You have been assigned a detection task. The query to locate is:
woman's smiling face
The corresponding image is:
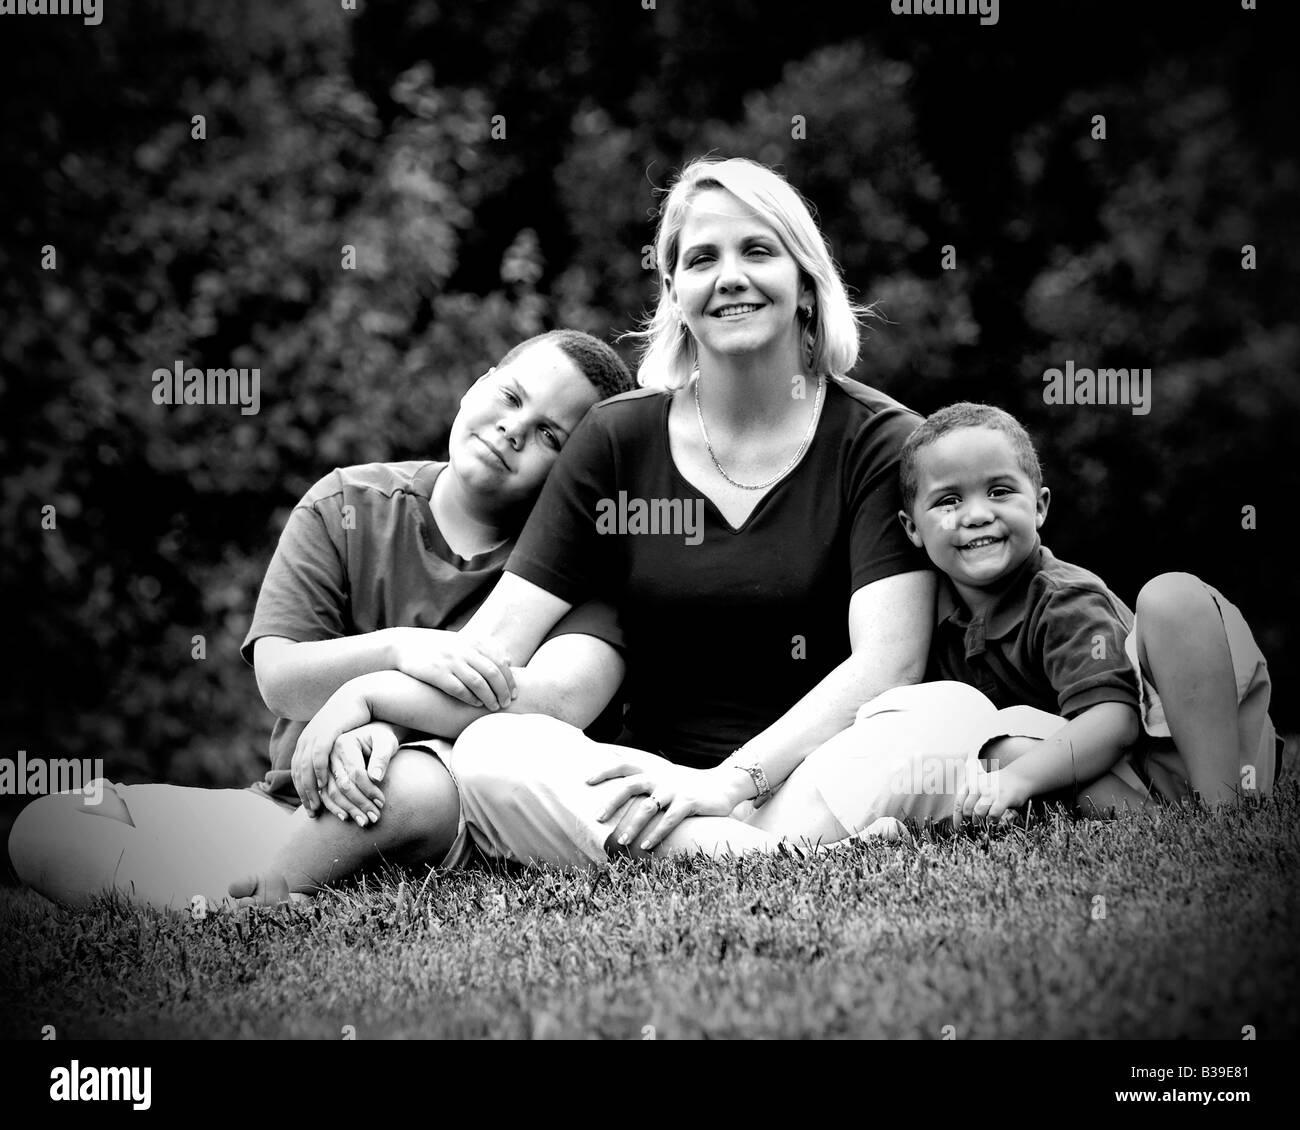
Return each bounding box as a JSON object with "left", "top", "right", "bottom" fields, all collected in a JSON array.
[{"left": 670, "top": 188, "right": 809, "bottom": 368}]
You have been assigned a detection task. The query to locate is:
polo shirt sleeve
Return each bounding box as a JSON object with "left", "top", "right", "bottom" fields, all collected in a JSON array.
[
  {"left": 240, "top": 472, "right": 350, "bottom": 665},
  {"left": 846, "top": 408, "right": 931, "bottom": 592},
  {"left": 506, "top": 408, "right": 618, "bottom": 606},
  {"left": 1035, "top": 584, "right": 1140, "bottom": 718}
]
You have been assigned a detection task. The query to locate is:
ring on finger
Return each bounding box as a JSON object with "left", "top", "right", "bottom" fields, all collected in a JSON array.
[{"left": 648, "top": 795, "right": 667, "bottom": 812}]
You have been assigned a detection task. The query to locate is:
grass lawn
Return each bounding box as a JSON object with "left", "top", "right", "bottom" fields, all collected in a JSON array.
[{"left": 2, "top": 781, "right": 1298, "bottom": 1040}]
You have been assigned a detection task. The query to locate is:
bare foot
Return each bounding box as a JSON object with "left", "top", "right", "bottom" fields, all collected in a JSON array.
[
  {"left": 227, "top": 872, "right": 306, "bottom": 907},
  {"left": 856, "top": 816, "right": 910, "bottom": 842}
]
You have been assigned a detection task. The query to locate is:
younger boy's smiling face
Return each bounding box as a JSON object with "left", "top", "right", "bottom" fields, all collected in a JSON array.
[{"left": 900, "top": 426, "right": 1050, "bottom": 606}]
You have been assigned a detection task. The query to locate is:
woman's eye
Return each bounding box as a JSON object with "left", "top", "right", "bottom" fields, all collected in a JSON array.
[
  {"left": 500, "top": 388, "right": 520, "bottom": 406},
  {"left": 687, "top": 254, "right": 713, "bottom": 268}
]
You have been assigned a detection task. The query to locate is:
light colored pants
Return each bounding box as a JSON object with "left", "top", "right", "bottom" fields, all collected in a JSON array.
[
  {"left": 450, "top": 682, "right": 1003, "bottom": 868},
  {"left": 8, "top": 781, "right": 296, "bottom": 911}
]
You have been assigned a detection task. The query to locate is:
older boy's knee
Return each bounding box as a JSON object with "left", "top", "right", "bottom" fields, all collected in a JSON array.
[{"left": 374, "top": 750, "right": 458, "bottom": 858}]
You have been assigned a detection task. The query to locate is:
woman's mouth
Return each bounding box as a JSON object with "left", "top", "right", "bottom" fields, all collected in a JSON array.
[{"left": 711, "top": 303, "right": 764, "bottom": 319}]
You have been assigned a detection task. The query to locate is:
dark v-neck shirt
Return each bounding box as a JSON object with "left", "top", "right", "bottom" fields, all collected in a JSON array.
[{"left": 506, "top": 378, "right": 929, "bottom": 766}]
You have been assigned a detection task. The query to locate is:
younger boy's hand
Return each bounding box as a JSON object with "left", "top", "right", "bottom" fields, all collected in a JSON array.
[
  {"left": 953, "top": 762, "right": 1029, "bottom": 831},
  {"left": 292, "top": 687, "right": 374, "bottom": 816}
]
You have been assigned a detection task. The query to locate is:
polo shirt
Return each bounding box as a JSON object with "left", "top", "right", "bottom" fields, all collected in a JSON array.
[{"left": 927, "top": 542, "right": 1140, "bottom": 718}]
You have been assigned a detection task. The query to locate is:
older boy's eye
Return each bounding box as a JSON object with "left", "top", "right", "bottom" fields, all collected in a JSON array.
[
  {"left": 540, "top": 427, "right": 561, "bottom": 452},
  {"left": 500, "top": 388, "right": 521, "bottom": 406}
]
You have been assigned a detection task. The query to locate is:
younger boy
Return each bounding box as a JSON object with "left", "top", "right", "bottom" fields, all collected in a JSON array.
[
  {"left": 633, "top": 399, "right": 1280, "bottom": 853},
  {"left": 797, "top": 400, "right": 1278, "bottom": 838}
]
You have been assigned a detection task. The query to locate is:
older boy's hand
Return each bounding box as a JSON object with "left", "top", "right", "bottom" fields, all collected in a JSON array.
[
  {"left": 292, "top": 687, "right": 374, "bottom": 816},
  {"left": 390, "top": 627, "right": 516, "bottom": 711},
  {"left": 953, "top": 763, "right": 1029, "bottom": 831},
  {"left": 319, "top": 722, "right": 401, "bottom": 827}
]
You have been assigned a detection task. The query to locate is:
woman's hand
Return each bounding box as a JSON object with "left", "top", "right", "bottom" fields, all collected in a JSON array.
[
  {"left": 317, "top": 721, "right": 405, "bottom": 827},
  {"left": 292, "top": 686, "right": 375, "bottom": 815},
  {"left": 952, "top": 761, "right": 1030, "bottom": 831},
  {"left": 390, "top": 627, "right": 516, "bottom": 711},
  {"left": 589, "top": 762, "right": 750, "bottom": 853}
]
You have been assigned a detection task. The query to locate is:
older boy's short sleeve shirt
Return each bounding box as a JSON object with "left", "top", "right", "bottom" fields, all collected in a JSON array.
[{"left": 241, "top": 461, "right": 622, "bottom": 802}]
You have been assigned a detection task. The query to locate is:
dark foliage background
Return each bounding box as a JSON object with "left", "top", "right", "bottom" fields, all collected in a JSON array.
[{"left": 1, "top": 0, "right": 1295, "bottom": 801}]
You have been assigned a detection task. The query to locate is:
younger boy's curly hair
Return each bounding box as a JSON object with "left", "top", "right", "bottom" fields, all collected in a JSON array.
[{"left": 899, "top": 401, "right": 1043, "bottom": 513}]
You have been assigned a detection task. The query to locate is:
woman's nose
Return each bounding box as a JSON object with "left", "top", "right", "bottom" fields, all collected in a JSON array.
[{"left": 715, "top": 253, "right": 749, "bottom": 292}]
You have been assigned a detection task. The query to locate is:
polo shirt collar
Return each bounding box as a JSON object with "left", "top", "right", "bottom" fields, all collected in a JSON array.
[{"left": 936, "top": 540, "right": 1046, "bottom": 642}]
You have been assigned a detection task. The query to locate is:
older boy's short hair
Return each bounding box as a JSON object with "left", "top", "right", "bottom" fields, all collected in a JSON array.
[
  {"left": 499, "top": 330, "right": 634, "bottom": 402},
  {"left": 899, "top": 401, "right": 1043, "bottom": 513}
]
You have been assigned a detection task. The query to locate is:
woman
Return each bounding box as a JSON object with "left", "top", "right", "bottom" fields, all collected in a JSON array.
[{"left": 295, "top": 156, "right": 946, "bottom": 867}]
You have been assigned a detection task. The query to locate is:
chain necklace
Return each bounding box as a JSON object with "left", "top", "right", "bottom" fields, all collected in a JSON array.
[{"left": 694, "top": 372, "right": 825, "bottom": 491}]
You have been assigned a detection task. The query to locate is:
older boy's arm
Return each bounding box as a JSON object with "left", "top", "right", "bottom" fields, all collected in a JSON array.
[
  {"left": 291, "top": 634, "right": 622, "bottom": 814},
  {"left": 254, "top": 629, "right": 517, "bottom": 720},
  {"left": 977, "top": 701, "right": 1140, "bottom": 819},
  {"left": 359, "top": 634, "right": 620, "bottom": 735}
]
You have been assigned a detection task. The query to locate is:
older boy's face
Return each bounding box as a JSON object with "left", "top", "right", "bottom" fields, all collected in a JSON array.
[
  {"left": 449, "top": 341, "right": 597, "bottom": 510},
  {"left": 900, "top": 426, "right": 1049, "bottom": 598}
]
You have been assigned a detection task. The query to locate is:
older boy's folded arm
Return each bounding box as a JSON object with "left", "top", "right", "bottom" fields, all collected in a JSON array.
[
  {"left": 316, "top": 632, "right": 623, "bottom": 741},
  {"left": 254, "top": 627, "right": 519, "bottom": 720},
  {"left": 253, "top": 633, "right": 403, "bottom": 720}
]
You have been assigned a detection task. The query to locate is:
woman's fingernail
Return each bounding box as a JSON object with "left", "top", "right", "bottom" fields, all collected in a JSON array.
[
  {"left": 640, "top": 841, "right": 651, "bottom": 851},
  {"left": 337, "top": 811, "right": 346, "bottom": 821},
  {"left": 368, "top": 812, "right": 379, "bottom": 823},
  {"left": 618, "top": 833, "right": 629, "bottom": 846}
]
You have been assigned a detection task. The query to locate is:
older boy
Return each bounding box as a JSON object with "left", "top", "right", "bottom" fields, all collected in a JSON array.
[{"left": 9, "top": 331, "right": 636, "bottom": 908}]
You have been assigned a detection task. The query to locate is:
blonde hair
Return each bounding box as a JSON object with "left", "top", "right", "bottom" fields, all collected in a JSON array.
[{"left": 628, "top": 157, "right": 873, "bottom": 391}]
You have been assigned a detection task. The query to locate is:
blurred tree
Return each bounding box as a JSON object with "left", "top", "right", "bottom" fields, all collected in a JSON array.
[{"left": 1, "top": 0, "right": 1293, "bottom": 819}]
